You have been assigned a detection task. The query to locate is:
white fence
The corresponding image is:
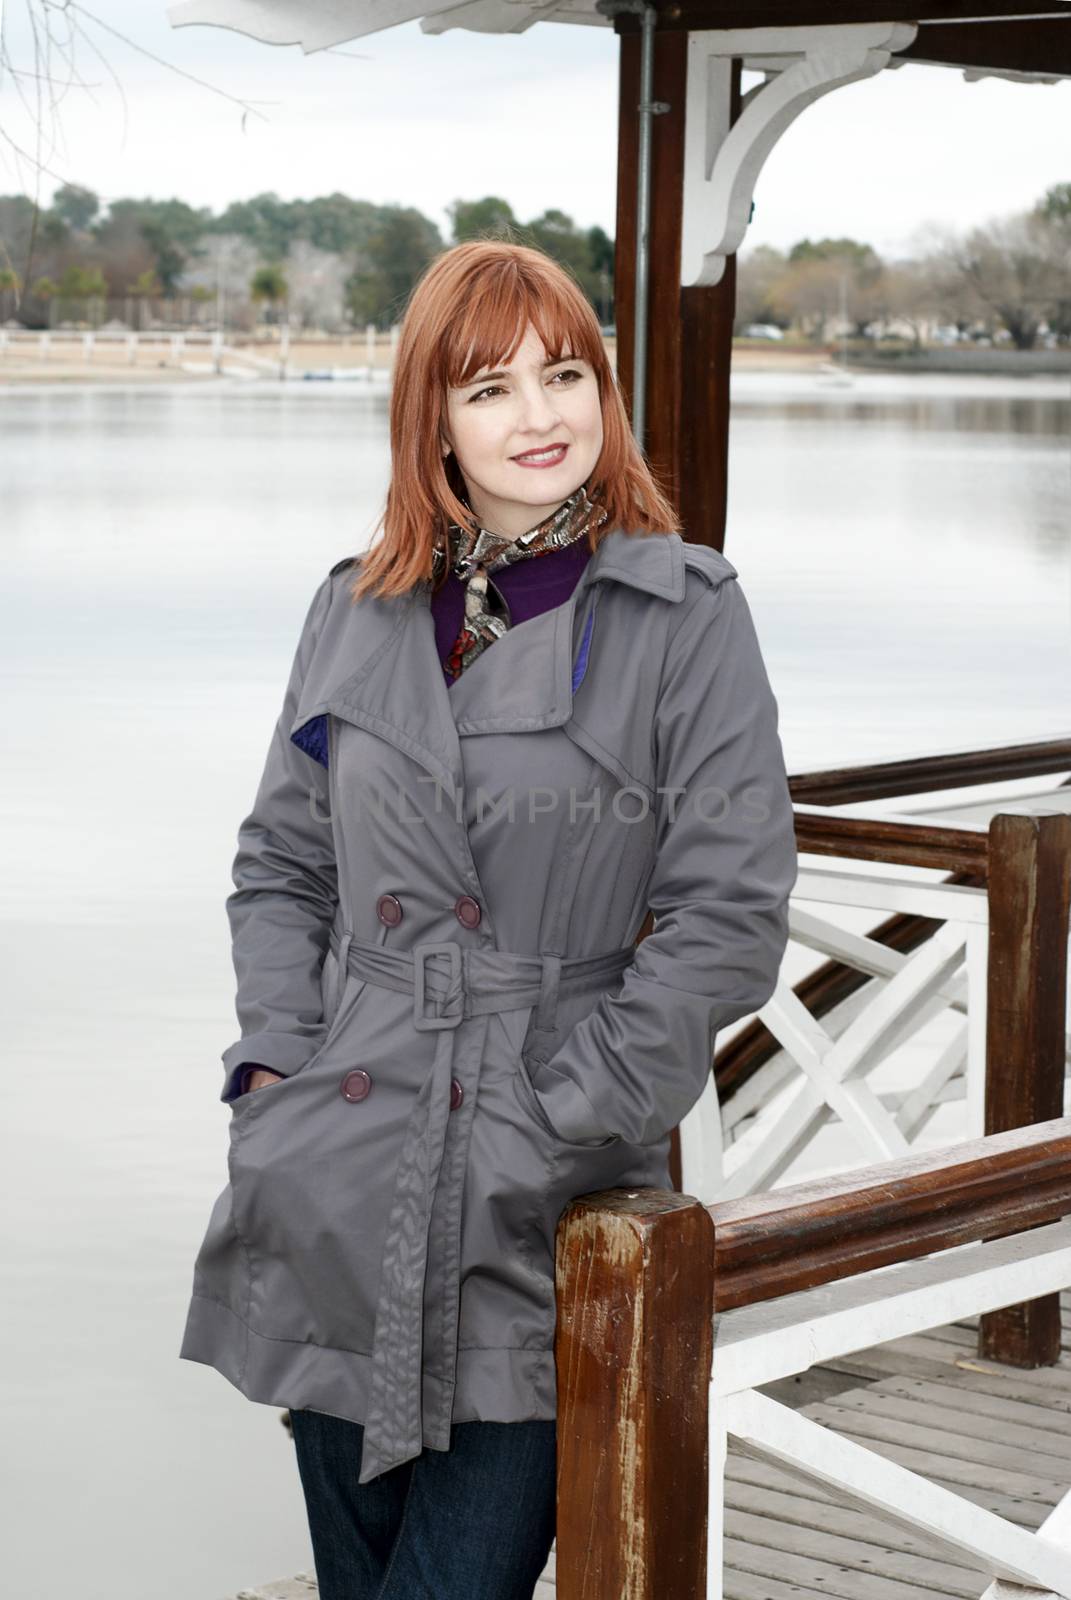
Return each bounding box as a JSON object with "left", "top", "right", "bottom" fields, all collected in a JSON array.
[{"left": 0, "top": 323, "right": 401, "bottom": 380}]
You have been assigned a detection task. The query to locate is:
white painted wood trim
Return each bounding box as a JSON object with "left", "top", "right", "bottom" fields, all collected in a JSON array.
[
  {"left": 821, "top": 921, "right": 966, "bottom": 1083},
  {"left": 707, "top": 1407, "right": 729, "bottom": 1600},
  {"left": 719, "top": 1072, "right": 828, "bottom": 1196},
  {"left": 679, "top": 1071, "right": 725, "bottom": 1203},
  {"left": 895, "top": 1025, "right": 968, "bottom": 1139},
  {"left": 966, "top": 921, "right": 990, "bottom": 1140},
  {"left": 792, "top": 869, "right": 989, "bottom": 922},
  {"left": 710, "top": 1218, "right": 1071, "bottom": 1396},
  {"left": 681, "top": 22, "right": 917, "bottom": 285},
  {"left": 763, "top": 982, "right": 913, "bottom": 1158},
  {"left": 721, "top": 926, "right": 967, "bottom": 1191},
  {"left": 982, "top": 1487, "right": 1071, "bottom": 1600},
  {"left": 788, "top": 906, "right": 969, "bottom": 1008},
  {"left": 725, "top": 1390, "right": 1071, "bottom": 1592}
]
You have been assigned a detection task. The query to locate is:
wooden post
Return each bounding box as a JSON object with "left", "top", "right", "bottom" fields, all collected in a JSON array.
[
  {"left": 615, "top": 27, "right": 741, "bottom": 1190},
  {"left": 613, "top": 26, "right": 740, "bottom": 550},
  {"left": 979, "top": 812, "right": 1071, "bottom": 1366},
  {"left": 555, "top": 1189, "right": 714, "bottom": 1599}
]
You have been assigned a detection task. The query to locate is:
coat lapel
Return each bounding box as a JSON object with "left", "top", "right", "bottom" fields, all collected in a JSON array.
[
  {"left": 290, "top": 528, "right": 688, "bottom": 787},
  {"left": 437, "top": 527, "right": 687, "bottom": 736},
  {"left": 290, "top": 595, "right": 463, "bottom": 793}
]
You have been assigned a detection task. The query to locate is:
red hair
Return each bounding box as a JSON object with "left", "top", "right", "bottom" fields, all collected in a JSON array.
[{"left": 349, "top": 239, "right": 680, "bottom": 602}]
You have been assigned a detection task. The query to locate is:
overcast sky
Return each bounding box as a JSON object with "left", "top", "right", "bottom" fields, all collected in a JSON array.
[{"left": 1, "top": 0, "right": 1068, "bottom": 258}]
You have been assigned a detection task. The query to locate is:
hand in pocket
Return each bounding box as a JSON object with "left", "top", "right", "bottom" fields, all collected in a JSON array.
[{"left": 242, "top": 1066, "right": 286, "bottom": 1094}]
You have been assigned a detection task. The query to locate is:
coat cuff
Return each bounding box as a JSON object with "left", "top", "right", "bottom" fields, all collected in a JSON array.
[{"left": 220, "top": 1029, "right": 327, "bottom": 1104}]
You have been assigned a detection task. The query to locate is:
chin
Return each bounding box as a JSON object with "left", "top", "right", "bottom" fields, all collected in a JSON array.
[{"left": 507, "top": 468, "right": 586, "bottom": 495}]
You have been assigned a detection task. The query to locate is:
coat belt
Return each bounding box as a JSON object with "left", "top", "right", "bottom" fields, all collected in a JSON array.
[{"left": 324, "top": 929, "right": 635, "bottom": 1485}]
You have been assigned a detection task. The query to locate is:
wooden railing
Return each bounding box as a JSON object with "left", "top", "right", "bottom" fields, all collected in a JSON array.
[
  {"left": 554, "top": 1118, "right": 1071, "bottom": 1600},
  {"left": 786, "top": 735, "right": 1071, "bottom": 806},
  {"left": 692, "top": 736, "right": 1071, "bottom": 1367}
]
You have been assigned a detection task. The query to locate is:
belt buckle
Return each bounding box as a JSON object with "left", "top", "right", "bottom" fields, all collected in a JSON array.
[{"left": 412, "top": 942, "right": 464, "bottom": 1031}]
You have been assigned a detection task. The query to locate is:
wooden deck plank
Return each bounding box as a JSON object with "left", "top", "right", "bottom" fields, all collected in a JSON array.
[
  {"left": 723, "top": 1533, "right": 968, "bottom": 1600},
  {"left": 800, "top": 1416, "right": 1070, "bottom": 1501},
  {"left": 724, "top": 1506, "right": 984, "bottom": 1596},
  {"left": 724, "top": 1568, "right": 835, "bottom": 1600},
  {"left": 827, "top": 1385, "right": 1071, "bottom": 1462},
  {"left": 825, "top": 1338, "right": 1071, "bottom": 1395},
  {"left": 723, "top": 1476, "right": 1031, "bottom": 1561},
  {"left": 803, "top": 1401, "right": 1070, "bottom": 1478},
  {"left": 836, "top": 1374, "right": 1071, "bottom": 1435},
  {"left": 727, "top": 1451, "right": 1051, "bottom": 1531}
]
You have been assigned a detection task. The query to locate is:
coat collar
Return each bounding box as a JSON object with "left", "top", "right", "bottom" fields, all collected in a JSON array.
[
  {"left": 292, "top": 529, "right": 687, "bottom": 792},
  {"left": 583, "top": 525, "right": 686, "bottom": 603}
]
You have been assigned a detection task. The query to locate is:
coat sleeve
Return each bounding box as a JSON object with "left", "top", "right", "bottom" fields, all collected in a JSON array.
[
  {"left": 529, "top": 573, "right": 798, "bottom": 1148},
  {"left": 219, "top": 572, "right": 339, "bottom": 1104}
]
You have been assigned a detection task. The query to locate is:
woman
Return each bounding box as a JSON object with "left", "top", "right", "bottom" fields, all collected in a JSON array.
[{"left": 180, "top": 240, "right": 798, "bottom": 1599}]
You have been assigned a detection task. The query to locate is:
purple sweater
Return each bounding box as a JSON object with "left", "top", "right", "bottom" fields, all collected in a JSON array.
[
  {"left": 432, "top": 537, "right": 593, "bottom": 681},
  {"left": 237, "top": 538, "right": 594, "bottom": 1097}
]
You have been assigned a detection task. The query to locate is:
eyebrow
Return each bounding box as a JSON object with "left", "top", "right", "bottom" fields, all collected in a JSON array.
[{"left": 460, "top": 356, "right": 581, "bottom": 387}]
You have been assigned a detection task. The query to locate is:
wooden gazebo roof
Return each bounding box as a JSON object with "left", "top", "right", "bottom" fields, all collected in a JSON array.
[{"left": 169, "top": 0, "right": 1071, "bottom": 77}]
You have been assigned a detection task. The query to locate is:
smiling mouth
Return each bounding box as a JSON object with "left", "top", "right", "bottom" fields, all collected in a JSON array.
[{"left": 511, "top": 444, "right": 569, "bottom": 466}]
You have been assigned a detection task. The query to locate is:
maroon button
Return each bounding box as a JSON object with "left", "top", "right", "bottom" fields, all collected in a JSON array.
[
  {"left": 376, "top": 894, "right": 403, "bottom": 927},
  {"left": 340, "top": 1069, "right": 372, "bottom": 1103},
  {"left": 449, "top": 1077, "right": 463, "bottom": 1111},
  {"left": 454, "top": 895, "right": 481, "bottom": 930}
]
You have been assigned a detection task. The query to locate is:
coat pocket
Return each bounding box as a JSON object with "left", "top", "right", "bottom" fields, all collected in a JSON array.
[
  {"left": 515, "top": 1042, "right": 619, "bottom": 1152},
  {"left": 513, "top": 1045, "right": 562, "bottom": 1143},
  {"left": 515, "top": 986, "right": 622, "bottom": 1152},
  {"left": 228, "top": 966, "right": 368, "bottom": 1126},
  {"left": 226, "top": 971, "right": 409, "bottom": 1355}
]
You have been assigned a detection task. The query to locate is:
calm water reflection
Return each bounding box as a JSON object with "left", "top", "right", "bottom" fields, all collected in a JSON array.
[{"left": 1, "top": 371, "right": 1068, "bottom": 1600}]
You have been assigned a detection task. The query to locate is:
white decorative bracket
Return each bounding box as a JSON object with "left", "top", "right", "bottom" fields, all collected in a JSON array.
[{"left": 681, "top": 22, "right": 918, "bottom": 288}]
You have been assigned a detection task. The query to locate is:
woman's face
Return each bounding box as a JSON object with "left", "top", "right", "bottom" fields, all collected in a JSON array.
[{"left": 441, "top": 322, "right": 604, "bottom": 540}]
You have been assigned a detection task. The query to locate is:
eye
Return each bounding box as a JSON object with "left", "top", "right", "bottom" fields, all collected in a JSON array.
[
  {"left": 469, "top": 384, "right": 505, "bottom": 402},
  {"left": 550, "top": 368, "right": 584, "bottom": 386}
]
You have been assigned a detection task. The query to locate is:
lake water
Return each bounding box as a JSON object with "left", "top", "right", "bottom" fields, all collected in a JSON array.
[{"left": 1, "top": 370, "right": 1068, "bottom": 1600}]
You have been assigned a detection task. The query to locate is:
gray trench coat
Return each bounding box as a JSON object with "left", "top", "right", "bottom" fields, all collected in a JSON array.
[{"left": 179, "top": 527, "right": 798, "bottom": 1485}]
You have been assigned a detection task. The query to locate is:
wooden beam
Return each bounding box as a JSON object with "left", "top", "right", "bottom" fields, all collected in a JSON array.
[
  {"left": 679, "top": 59, "right": 741, "bottom": 549},
  {"left": 614, "top": 27, "right": 740, "bottom": 548},
  {"left": 980, "top": 813, "right": 1071, "bottom": 1367},
  {"left": 555, "top": 1189, "right": 714, "bottom": 1600},
  {"left": 793, "top": 806, "right": 989, "bottom": 875},
  {"left": 708, "top": 1117, "right": 1071, "bottom": 1310},
  {"left": 788, "top": 735, "right": 1071, "bottom": 805},
  {"left": 904, "top": 17, "right": 1071, "bottom": 76},
  {"left": 614, "top": 27, "right": 687, "bottom": 509},
  {"left": 623, "top": 2, "right": 1071, "bottom": 33}
]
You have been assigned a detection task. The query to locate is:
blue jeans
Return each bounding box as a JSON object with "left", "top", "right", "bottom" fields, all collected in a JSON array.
[{"left": 289, "top": 1408, "right": 557, "bottom": 1600}]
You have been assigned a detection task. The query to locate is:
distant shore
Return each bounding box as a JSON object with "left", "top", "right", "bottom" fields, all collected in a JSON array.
[
  {"left": 0, "top": 333, "right": 832, "bottom": 386},
  {"left": 2, "top": 333, "right": 1066, "bottom": 387}
]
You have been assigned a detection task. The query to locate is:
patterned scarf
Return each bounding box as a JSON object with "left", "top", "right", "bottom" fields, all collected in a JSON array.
[{"left": 432, "top": 482, "right": 608, "bottom": 681}]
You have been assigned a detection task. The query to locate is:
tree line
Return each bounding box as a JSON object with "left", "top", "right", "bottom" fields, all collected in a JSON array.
[
  {"left": 735, "top": 184, "right": 1071, "bottom": 350},
  {"left": 2, "top": 179, "right": 1067, "bottom": 348},
  {"left": 0, "top": 187, "right": 615, "bottom": 332}
]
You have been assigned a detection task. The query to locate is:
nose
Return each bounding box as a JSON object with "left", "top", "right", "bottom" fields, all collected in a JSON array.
[{"left": 515, "top": 377, "right": 561, "bottom": 435}]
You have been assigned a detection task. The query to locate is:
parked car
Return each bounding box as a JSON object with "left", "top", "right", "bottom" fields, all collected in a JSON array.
[{"left": 740, "top": 323, "right": 785, "bottom": 341}]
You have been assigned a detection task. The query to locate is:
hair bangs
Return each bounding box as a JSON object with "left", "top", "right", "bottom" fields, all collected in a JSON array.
[{"left": 443, "top": 264, "right": 602, "bottom": 391}]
